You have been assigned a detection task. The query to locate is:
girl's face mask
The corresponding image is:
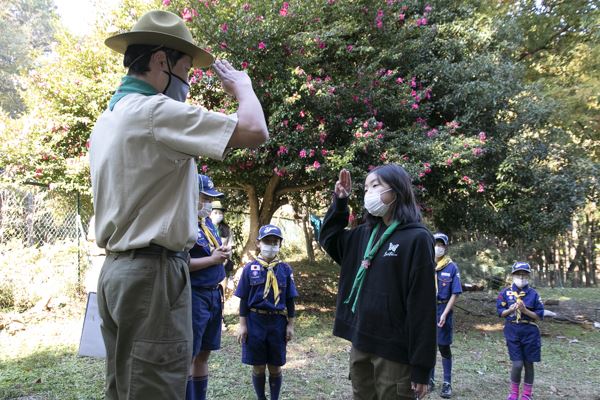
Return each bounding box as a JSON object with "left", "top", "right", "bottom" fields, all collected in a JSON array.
[
  {"left": 364, "top": 188, "right": 394, "bottom": 217},
  {"left": 211, "top": 210, "right": 224, "bottom": 225}
]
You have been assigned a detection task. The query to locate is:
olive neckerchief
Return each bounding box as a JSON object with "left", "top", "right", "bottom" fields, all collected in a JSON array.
[
  {"left": 344, "top": 220, "right": 401, "bottom": 313},
  {"left": 255, "top": 256, "right": 280, "bottom": 305}
]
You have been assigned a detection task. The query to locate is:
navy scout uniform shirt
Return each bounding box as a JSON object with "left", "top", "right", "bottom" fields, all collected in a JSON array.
[
  {"left": 189, "top": 217, "right": 225, "bottom": 287},
  {"left": 235, "top": 260, "right": 299, "bottom": 312},
  {"left": 496, "top": 284, "right": 544, "bottom": 323},
  {"left": 436, "top": 261, "right": 462, "bottom": 302}
]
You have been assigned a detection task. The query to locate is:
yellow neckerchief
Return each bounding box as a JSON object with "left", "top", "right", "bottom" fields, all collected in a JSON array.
[
  {"left": 199, "top": 219, "right": 220, "bottom": 249},
  {"left": 256, "top": 256, "right": 280, "bottom": 306},
  {"left": 513, "top": 289, "right": 527, "bottom": 322},
  {"left": 434, "top": 256, "right": 452, "bottom": 294}
]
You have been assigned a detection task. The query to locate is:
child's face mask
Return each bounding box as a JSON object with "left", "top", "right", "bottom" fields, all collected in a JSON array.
[
  {"left": 197, "top": 202, "right": 213, "bottom": 219},
  {"left": 513, "top": 276, "right": 528, "bottom": 288},
  {"left": 434, "top": 246, "right": 445, "bottom": 258},
  {"left": 210, "top": 210, "right": 224, "bottom": 225},
  {"left": 259, "top": 243, "right": 280, "bottom": 259}
]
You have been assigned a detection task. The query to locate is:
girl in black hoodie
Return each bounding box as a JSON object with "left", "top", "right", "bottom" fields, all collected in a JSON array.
[{"left": 320, "top": 165, "right": 436, "bottom": 400}]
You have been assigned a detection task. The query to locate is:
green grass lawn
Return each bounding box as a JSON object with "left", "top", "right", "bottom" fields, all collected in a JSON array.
[{"left": 1, "top": 257, "right": 599, "bottom": 399}]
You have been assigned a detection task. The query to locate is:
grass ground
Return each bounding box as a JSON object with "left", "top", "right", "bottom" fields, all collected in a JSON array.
[{"left": 1, "top": 256, "right": 599, "bottom": 399}]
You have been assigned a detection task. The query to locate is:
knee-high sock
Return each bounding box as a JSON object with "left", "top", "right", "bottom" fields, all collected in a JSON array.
[
  {"left": 269, "top": 373, "right": 283, "bottom": 400},
  {"left": 442, "top": 357, "right": 452, "bottom": 383},
  {"left": 185, "top": 376, "right": 194, "bottom": 400},
  {"left": 523, "top": 362, "right": 534, "bottom": 384},
  {"left": 252, "top": 373, "right": 266, "bottom": 400},
  {"left": 192, "top": 375, "right": 208, "bottom": 400}
]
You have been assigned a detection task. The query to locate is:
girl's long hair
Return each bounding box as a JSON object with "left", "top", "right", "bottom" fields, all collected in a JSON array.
[{"left": 364, "top": 164, "right": 421, "bottom": 227}]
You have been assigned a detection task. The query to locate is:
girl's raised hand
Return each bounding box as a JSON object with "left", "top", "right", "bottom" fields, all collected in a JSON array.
[{"left": 334, "top": 169, "right": 352, "bottom": 198}]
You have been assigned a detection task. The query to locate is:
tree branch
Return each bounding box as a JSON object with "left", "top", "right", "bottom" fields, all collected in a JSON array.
[
  {"left": 517, "top": 24, "right": 570, "bottom": 61},
  {"left": 275, "top": 180, "right": 328, "bottom": 197}
]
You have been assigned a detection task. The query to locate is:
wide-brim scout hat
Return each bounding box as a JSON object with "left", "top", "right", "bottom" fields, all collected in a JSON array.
[
  {"left": 433, "top": 232, "right": 449, "bottom": 246},
  {"left": 511, "top": 262, "right": 531, "bottom": 274},
  {"left": 198, "top": 174, "right": 223, "bottom": 197},
  {"left": 105, "top": 10, "right": 214, "bottom": 68},
  {"left": 257, "top": 224, "right": 284, "bottom": 241},
  {"left": 211, "top": 200, "right": 227, "bottom": 211}
]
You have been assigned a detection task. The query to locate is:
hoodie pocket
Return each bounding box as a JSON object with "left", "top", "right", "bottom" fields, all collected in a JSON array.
[{"left": 357, "top": 288, "right": 400, "bottom": 338}]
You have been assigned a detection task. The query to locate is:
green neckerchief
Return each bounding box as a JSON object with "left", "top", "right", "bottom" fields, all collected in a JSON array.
[
  {"left": 344, "top": 220, "right": 401, "bottom": 313},
  {"left": 108, "top": 76, "right": 158, "bottom": 111}
]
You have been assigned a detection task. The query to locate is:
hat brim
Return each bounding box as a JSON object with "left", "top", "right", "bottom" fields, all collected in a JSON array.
[
  {"left": 257, "top": 233, "right": 284, "bottom": 240},
  {"left": 200, "top": 189, "right": 224, "bottom": 197},
  {"left": 105, "top": 31, "right": 214, "bottom": 68}
]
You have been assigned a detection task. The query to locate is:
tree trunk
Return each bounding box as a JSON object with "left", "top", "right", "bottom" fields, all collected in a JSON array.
[{"left": 301, "top": 209, "right": 315, "bottom": 262}]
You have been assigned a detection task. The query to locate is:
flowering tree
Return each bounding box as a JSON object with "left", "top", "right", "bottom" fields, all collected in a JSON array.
[{"left": 167, "top": 0, "right": 562, "bottom": 253}]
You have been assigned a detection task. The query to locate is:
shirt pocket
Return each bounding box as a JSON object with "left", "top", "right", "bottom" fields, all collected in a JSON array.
[{"left": 249, "top": 275, "right": 266, "bottom": 286}]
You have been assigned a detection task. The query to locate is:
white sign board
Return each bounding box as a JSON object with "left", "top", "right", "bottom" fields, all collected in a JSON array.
[{"left": 78, "top": 292, "right": 106, "bottom": 358}]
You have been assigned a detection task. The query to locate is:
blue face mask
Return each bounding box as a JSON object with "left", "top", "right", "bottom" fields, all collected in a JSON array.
[{"left": 163, "top": 72, "right": 190, "bottom": 102}]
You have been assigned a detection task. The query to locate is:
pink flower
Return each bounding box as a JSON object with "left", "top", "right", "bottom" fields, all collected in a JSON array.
[
  {"left": 396, "top": 77, "right": 404, "bottom": 84},
  {"left": 376, "top": 134, "right": 384, "bottom": 139},
  {"left": 181, "top": 8, "right": 198, "bottom": 22},
  {"left": 355, "top": 132, "right": 363, "bottom": 138},
  {"left": 410, "top": 77, "right": 417, "bottom": 88},
  {"left": 220, "top": 42, "right": 228, "bottom": 49},
  {"left": 299, "top": 110, "right": 305, "bottom": 118},
  {"left": 346, "top": 117, "right": 354, "bottom": 125},
  {"left": 299, "top": 149, "right": 307, "bottom": 158},
  {"left": 241, "top": 61, "right": 248, "bottom": 69},
  {"left": 411, "top": 90, "right": 417, "bottom": 97},
  {"left": 277, "top": 145, "right": 288, "bottom": 156},
  {"left": 279, "top": 2, "right": 289, "bottom": 16},
  {"left": 274, "top": 167, "right": 287, "bottom": 177},
  {"left": 426, "top": 128, "right": 438, "bottom": 138},
  {"left": 221, "top": 23, "right": 228, "bottom": 32},
  {"left": 320, "top": 132, "right": 327, "bottom": 143},
  {"left": 423, "top": 162, "right": 430, "bottom": 168},
  {"left": 309, "top": 149, "right": 315, "bottom": 157},
  {"left": 243, "top": 3, "right": 251, "bottom": 11},
  {"left": 313, "top": 160, "right": 321, "bottom": 169},
  {"left": 295, "top": 124, "right": 304, "bottom": 132},
  {"left": 477, "top": 182, "right": 485, "bottom": 192},
  {"left": 419, "top": 172, "right": 425, "bottom": 178},
  {"left": 347, "top": 45, "right": 354, "bottom": 52},
  {"left": 479, "top": 131, "right": 487, "bottom": 142},
  {"left": 425, "top": 5, "right": 432, "bottom": 13},
  {"left": 258, "top": 41, "right": 266, "bottom": 50},
  {"left": 446, "top": 159, "right": 453, "bottom": 166},
  {"left": 399, "top": 13, "right": 405, "bottom": 21},
  {"left": 321, "top": 149, "right": 328, "bottom": 156},
  {"left": 461, "top": 175, "right": 472, "bottom": 184},
  {"left": 472, "top": 147, "right": 483, "bottom": 156},
  {"left": 412, "top": 103, "right": 419, "bottom": 110},
  {"left": 282, "top": 119, "right": 289, "bottom": 127},
  {"left": 327, "top": 0, "right": 335, "bottom": 4},
  {"left": 162, "top": 0, "right": 171, "bottom": 5}
]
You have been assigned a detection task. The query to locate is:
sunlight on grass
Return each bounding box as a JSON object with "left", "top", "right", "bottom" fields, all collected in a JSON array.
[{"left": 474, "top": 322, "right": 504, "bottom": 332}]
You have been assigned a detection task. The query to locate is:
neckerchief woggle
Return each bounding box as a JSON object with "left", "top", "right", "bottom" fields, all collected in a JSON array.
[
  {"left": 256, "top": 256, "right": 281, "bottom": 306},
  {"left": 344, "top": 220, "right": 401, "bottom": 313},
  {"left": 435, "top": 255, "right": 453, "bottom": 294},
  {"left": 108, "top": 76, "right": 157, "bottom": 111}
]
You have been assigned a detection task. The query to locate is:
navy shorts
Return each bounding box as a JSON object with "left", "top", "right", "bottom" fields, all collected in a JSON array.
[
  {"left": 242, "top": 312, "right": 287, "bottom": 366},
  {"left": 504, "top": 323, "right": 541, "bottom": 362},
  {"left": 191, "top": 286, "right": 222, "bottom": 356},
  {"left": 437, "top": 303, "right": 454, "bottom": 346}
]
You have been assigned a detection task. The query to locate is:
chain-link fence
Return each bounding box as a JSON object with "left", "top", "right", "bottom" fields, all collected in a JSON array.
[{"left": 0, "top": 181, "right": 92, "bottom": 309}]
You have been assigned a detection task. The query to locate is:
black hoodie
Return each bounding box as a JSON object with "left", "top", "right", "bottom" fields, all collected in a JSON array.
[{"left": 319, "top": 197, "right": 437, "bottom": 384}]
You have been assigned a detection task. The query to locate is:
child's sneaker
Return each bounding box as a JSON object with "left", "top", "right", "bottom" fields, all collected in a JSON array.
[
  {"left": 440, "top": 382, "right": 452, "bottom": 398},
  {"left": 520, "top": 395, "right": 533, "bottom": 400},
  {"left": 506, "top": 394, "right": 519, "bottom": 400}
]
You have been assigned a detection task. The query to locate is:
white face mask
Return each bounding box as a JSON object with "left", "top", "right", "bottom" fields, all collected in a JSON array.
[
  {"left": 198, "top": 202, "right": 213, "bottom": 219},
  {"left": 513, "top": 277, "right": 528, "bottom": 288},
  {"left": 435, "top": 246, "right": 445, "bottom": 258},
  {"left": 260, "top": 243, "right": 280, "bottom": 259},
  {"left": 211, "top": 211, "right": 224, "bottom": 225},
  {"left": 364, "top": 188, "right": 393, "bottom": 217}
]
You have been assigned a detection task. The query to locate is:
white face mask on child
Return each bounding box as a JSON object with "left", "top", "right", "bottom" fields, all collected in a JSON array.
[
  {"left": 434, "top": 246, "right": 445, "bottom": 258},
  {"left": 513, "top": 277, "right": 528, "bottom": 288},
  {"left": 260, "top": 244, "right": 280, "bottom": 259}
]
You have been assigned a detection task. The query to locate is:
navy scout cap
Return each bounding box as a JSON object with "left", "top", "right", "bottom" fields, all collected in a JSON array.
[
  {"left": 511, "top": 262, "right": 531, "bottom": 274},
  {"left": 257, "top": 224, "right": 284, "bottom": 240},
  {"left": 198, "top": 174, "right": 223, "bottom": 197}
]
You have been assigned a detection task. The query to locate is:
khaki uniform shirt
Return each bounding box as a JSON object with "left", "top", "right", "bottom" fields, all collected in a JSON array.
[{"left": 89, "top": 93, "right": 237, "bottom": 252}]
